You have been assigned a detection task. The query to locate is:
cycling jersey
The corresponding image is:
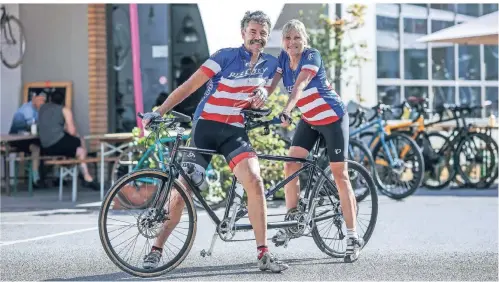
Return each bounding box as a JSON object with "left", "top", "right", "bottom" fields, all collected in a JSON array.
[
  {"left": 277, "top": 47, "right": 345, "bottom": 126},
  {"left": 194, "top": 45, "right": 279, "bottom": 128}
]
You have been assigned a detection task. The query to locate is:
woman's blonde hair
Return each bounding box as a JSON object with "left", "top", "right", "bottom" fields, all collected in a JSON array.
[{"left": 282, "top": 19, "right": 310, "bottom": 47}]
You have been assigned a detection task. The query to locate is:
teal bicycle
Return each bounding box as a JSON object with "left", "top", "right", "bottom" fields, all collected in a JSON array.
[{"left": 110, "top": 128, "right": 225, "bottom": 210}]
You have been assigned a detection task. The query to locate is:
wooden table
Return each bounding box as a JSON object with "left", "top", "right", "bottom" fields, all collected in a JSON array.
[
  {"left": 85, "top": 133, "right": 135, "bottom": 200},
  {"left": 0, "top": 134, "right": 38, "bottom": 195}
]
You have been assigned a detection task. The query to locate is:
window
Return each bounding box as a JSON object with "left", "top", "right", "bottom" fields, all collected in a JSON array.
[
  {"left": 433, "top": 86, "right": 455, "bottom": 118},
  {"left": 405, "top": 86, "right": 428, "bottom": 100},
  {"left": 456, "top": 4, "right": 479, "bottom": 17},
  {"left": 459, "top": 87, "right": 482, "bottom": 117},
  {"left": 430, "top": 4, "right": 455, "bottom": 12},
  {"left": 458, "top": 46, "right": 481, "bottom": 80},
  {"left": 483, "top": 4, "right": 498, "bottom": 15},
  {"left": 378, "top": 86, "right": 401, "bottom": 106},
  {"left": 432, "top": 47, "right": 455, "bottom": 80},
  {"left": 404, "top": 18, "right": 427, "bottom": 34},
  {"left": 484, "top": 46, "right": 498, "bottom": 81},
  {"left": 431, "top": 20, "right": 454, "bottom": 33},
  {"left": 377, "top": 15, "right": 400, "bottom": 78},
  {"left": 405, "top": 49, "right": 428, "bottom": 79},
  {"left": 485, "top": 87, "right": 498, "bottom": 117}
]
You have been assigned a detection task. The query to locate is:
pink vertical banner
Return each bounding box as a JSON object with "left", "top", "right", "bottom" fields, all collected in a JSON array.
[{"left": 129, "top": 4, "right": 144, "bottom": 133}]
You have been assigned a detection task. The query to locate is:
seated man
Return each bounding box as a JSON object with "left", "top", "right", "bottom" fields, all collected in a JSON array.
[
  {"left": 37, "top": 91, "right": 98, "bottom": 189},
  {"left": 8, "top": 92, "right": 46, "bottom": 186}
]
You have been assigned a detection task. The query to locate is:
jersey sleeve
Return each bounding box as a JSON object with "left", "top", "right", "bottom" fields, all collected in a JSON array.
[
  {"left": 301, "top": 49, "right": 321, "bottom": 77},
  {"left": 200, "top": 49, "right": 226, "bottom": 78},
  {"left": 276, "top": 50, "right": 285, "bottom": 74}
]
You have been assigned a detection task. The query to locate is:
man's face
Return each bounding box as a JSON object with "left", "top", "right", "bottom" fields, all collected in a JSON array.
[
  {"left": 33, "top": 96, "right": 46, "bottom": 109},
  {"left": 241, "top": 20, "right": 270, "bottom": 54}
]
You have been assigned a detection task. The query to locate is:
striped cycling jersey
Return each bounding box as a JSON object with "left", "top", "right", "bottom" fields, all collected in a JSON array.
[
  {"left": 193, "top": 45, "right": 279, "bottom": 128},
  {"left": 277, "top": 48, "right": 345, "bottom": 126}
]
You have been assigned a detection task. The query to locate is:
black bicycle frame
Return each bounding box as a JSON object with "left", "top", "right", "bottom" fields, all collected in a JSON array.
[{"left": 152, "top": 128, "right": 339, "bottom": 231}]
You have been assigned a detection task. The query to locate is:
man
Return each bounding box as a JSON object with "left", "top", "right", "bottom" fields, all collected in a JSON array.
[
  {"left": 142, "top": 10, "right": 289, "bottom": 273},
  {"left": 8, "top": 92, "right": 46, "bottom": 186}
]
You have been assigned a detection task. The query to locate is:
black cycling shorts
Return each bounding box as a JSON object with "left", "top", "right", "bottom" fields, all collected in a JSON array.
[
  {"left": 181, "top": 119, "right": 257, "bottom": 175},
  {"left": 291, "top": 115, "right": 349, "bottom": 163}
]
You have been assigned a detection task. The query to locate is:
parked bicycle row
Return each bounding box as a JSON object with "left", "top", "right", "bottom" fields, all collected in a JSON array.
[{"left": 345, "top": 96, "right": 498, "bottom": 201}]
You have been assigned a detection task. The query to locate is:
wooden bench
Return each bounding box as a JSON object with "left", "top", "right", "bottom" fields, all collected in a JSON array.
[{"left": 45, "top": 157, "right": 118, "bottom": 202}]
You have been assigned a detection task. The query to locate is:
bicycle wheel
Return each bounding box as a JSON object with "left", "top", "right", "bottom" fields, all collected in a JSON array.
[
  {"left": 348, "top": 138, "right": 382, "bottom": 202},
  {"left": 371, "top": 132, "right": 424, "bottom": 200},
  {"left": 99, "top": 169, "right": 197, "bottom": 278},
  {"left": 111, "top": 145, "right": 162, "bottom": 209},
  {"left": 310, "top": 160, "right": 378, "bottom": 258},
  {"left": 455, "top": 132, "right": 498, "bottom": 188},
  {"left": 421, "top": 132, "right": 456, "bottom": 190},
  {"left": 0, "top": 15, "right": 26, "bottom": 69}
]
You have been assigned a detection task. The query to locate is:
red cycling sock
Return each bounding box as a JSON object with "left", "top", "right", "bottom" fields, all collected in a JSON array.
[{"left": 257, "top": 245, "right": 268, "bottom": 259}]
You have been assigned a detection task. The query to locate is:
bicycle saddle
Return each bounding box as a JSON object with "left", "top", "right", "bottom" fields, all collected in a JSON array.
[{"left": 241, "top": 108, "right": 272, "bottom": 118}]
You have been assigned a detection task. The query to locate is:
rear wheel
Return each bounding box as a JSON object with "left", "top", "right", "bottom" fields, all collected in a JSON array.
[{"left": 310, "top": 160, "right": 378, "bottom": 258}]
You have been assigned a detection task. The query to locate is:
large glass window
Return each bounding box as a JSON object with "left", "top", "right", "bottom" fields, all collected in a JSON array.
[
  {"left": 456, "top": 4, "right": 479, "bottom": 17},
  {"left": 377, "top": 15, "right": 400, "bottom": 78},
  {"left": 485, "top": 87, "right": 498, "bottom": 117},
  {"left": 405, "top": 86, "right": 428, "bottom": 100},
  {"left": 431, "top": 20, "right": 453, "bottom": 33},
  {"left": 432, "top": 46, "right": 455, "bottom": 80},
  {"left": 484, "top": 46, "right": 498, "bottom": 81},
  {"left": 405, "top": 49, "right": 428, "bottom": 80},
  {"left": 458, "top": 46, "right": 481, "bottom": 80},
  {"left": 378, "top": 86, "right": 401, "bottom": 106},
  {"left": 459, "top": 87, "right": 482, "bottom": 117},
  {"left": 430, "top": 4, "right": 455, "bottom": 12},
  {"left": 483, "top": 4, "right": 498, "bottom": 15},
  {"left": 433, "top": 86, "right": 455, "bottom": 118}
]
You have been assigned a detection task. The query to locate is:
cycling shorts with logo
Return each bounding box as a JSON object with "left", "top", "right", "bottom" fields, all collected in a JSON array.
[
  {"left": 291, "top": 115, "right": 349, "bottom": 163},
  {"left": 181, "top": 119, "right": 256, "bottom": 175}
]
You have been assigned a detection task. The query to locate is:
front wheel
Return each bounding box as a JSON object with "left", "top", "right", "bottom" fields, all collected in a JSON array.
[
  {"left": 310, "top": 160, "right": 378, "bottom": 258},
  {"left": 99, "top": 169, "right": 197, "bottom": 278}
]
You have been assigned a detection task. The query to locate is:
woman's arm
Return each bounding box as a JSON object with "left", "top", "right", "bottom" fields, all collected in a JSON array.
[
  {"left": 282, "top": 69, "right": 315, "bottom": 114},
  {"left": 266, "top": 72, "right": 282, "bottom": 96}
]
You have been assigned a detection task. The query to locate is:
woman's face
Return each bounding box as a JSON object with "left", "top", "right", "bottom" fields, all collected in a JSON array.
[{"left": 283, "top": 29, "right": 305, "bottom": 57}]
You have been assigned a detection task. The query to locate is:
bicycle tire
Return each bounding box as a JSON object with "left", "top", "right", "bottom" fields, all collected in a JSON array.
[
  {"left": 455, "top": 132, "right": 498, "bottom": 188},
  {"left": 0, "top": 15, "right": 26, "bottom": 69},
  {"left": 99, "top": 169, "right": 197, "bottom": 278},
  {"left": 310, "top": 160, "right": 378, "bottom": 258},
  {"left": 371, "top": 132, "right": 424, "bottom": 200},
  {"left": 348, "top": 138, "right": 382, "bottom": 202},
  {"left": 421, "top": 132, "right": 456, "bottom": 190}
]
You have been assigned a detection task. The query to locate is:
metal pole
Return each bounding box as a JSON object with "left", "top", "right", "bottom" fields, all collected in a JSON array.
[{"left": 129, "top": 4, "right": 144, "bottom": 133}]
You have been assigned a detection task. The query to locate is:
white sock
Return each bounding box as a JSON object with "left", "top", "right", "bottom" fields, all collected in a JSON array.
[{"left": 347, "top": 228, "right": 358, "bottom": 239}]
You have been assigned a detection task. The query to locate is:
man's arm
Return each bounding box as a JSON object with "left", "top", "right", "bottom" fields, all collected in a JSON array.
[
  {"left": 62, "top": 107, "right": 78, "bottom": 136},
  {"left": 155, "top": 68, "right": 210, "bottom": 117}
]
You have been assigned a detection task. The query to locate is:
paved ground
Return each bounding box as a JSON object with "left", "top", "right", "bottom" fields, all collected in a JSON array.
[{"left": 1, "top": 186, "right": 497, "bottom": 281}]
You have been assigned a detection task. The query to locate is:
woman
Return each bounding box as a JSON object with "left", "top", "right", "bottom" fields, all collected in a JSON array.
[{"left": 267, "top": 19, "right": 363, "bottom": 263}]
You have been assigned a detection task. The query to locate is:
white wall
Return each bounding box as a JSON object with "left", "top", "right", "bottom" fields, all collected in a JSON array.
[
  {"left": 340, "top": 3, "right": 377, "bottom": 107},
  {"left": 20, "top": 4, "right": 90, "bottom": 137},
  {"left": 0, "top": 4, "right": 22, "bottom": 134}
]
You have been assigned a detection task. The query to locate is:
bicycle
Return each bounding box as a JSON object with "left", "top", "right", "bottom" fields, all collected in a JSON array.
[
  {"left": 110, "top": 129, "right": 225, "bottom": 210},
  {"left": 420, "top": 102, "right": 498, "bottom": 189},
  {"left": 98, "top": 109, "right": 378, "bottom": 278},
  {"left": 0, "top": 5, "right": 26, "bottom": 69},
  {"left": 348, "top": 102, "right": 425, "bottom": 200}
]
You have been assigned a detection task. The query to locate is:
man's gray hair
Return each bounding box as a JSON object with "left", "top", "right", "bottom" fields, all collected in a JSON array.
[{"left": 240, "top": 10, "right": 272, "bottom": 31}]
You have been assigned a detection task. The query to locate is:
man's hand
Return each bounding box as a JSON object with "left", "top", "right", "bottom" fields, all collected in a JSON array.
[
  {"left": 248, "top": 87, "right": 268, "bottom": 109},
  {"left": 279, "top": 111, "right": 292, "bottom": 127},
  {"left": 141, "top": 112, "right": 161, "bottom": 128}
]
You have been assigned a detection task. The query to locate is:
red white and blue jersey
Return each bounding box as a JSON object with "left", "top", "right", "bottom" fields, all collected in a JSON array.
[
  {"left": 277, "top": 48, "right": 345, "bottom": 126},
  {"left": 194, "top": 45, "right": 279, "bottom": 128}
]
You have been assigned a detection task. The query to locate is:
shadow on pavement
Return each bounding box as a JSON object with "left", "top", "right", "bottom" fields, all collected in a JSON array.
[{"left": 47, "top": 257, "right": 336, "bottom": 281}]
